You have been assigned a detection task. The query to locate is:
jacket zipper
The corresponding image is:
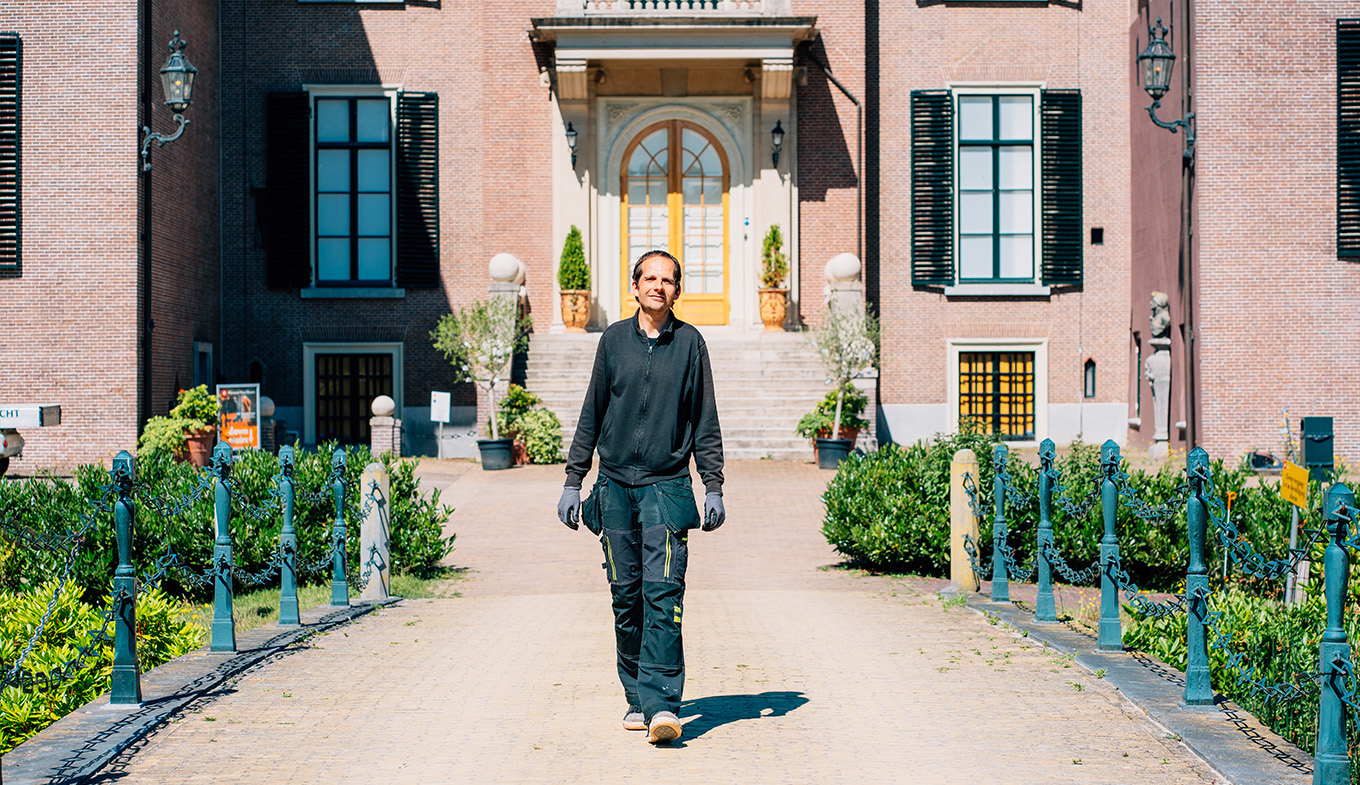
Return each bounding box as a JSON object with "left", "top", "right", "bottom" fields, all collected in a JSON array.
[{"left": 631, "top": 341, "right": 654, "bottom": 472}]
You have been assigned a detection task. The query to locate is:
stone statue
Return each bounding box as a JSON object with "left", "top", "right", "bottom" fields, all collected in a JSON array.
[
  {"left": 1148, "top": 291, "right": 1171, "bottom": 339},
  {"left": 1144, "top": 291, "right": 1172, "bottom": 456}
]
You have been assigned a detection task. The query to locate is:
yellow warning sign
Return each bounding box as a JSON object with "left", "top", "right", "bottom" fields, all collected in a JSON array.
[{"left": 1281, "top": 461, "right": 1308, "bottom": 509}]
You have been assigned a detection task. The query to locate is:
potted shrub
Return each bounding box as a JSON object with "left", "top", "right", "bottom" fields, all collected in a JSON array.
[
  {"left": 431, "top": 296, "right": 528, "bottom": 470},
  {"left": 558, "top": 225, "right": 591, "bottom": 333},
  {"left": 758, "top": 224, "right": 789, "bottom": 332},
  {"left": 137, "top": 385, "right": 220, "bottom": 467},
  {"left": 493, "top": 384, "right": 565, "bottom": 465},
  {"left": 807, "top": 300, "right": 879, "bottom": 469},
  {"left": 796, "top": 382, "right": 869, "bottom": 461}
]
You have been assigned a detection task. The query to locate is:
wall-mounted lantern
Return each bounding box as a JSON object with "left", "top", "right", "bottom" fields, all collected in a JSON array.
[
  {"left": 565, "top": 122, "right": 578, "bottom": 169},
  {"left": 771, "top": 120, "right": 785, "bottom": 167},
  {"left": 140, "top": 31, "right": 198, "bottom": 172}
]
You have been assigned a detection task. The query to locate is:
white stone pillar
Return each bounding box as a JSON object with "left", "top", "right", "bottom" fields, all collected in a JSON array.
[{"left": 360, "top": 461, "right": 391, "bottom": 601}]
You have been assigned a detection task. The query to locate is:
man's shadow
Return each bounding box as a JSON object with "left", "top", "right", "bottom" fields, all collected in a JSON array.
[{"left": 677, "top": 691, "right": 809, "bottom": 740}]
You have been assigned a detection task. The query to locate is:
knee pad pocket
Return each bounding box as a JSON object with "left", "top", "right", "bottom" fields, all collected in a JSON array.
[{"left": 601, "top": 529, "right": 641, "bottom": 585}]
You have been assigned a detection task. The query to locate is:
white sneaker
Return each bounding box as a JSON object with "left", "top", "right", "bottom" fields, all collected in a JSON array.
[
  {"left": 646, "top": 711, "right": 682, "bottom": 744},
  {"left": 623, "top": 706, "right": 646, "bottom": 731}
]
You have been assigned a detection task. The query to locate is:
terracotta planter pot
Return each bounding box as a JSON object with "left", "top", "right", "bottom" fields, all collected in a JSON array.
[
  {"left": 181, "top": 427, "right": 218, "bottom": 468},
  {"left": 758, "top": 288, "right": 788, "bottom": 332},
  {"left": 561, "top": 290, "right": 591, "bottom": 333}
]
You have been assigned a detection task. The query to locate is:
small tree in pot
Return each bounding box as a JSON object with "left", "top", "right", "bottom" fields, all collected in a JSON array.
[
  {"left": 431, "top": 296, "right": 528, "bottom": 469},
  {"left": 758, "top": 225, "right": 789, "bottom": 332},
  {"left": 808, "top": 300, "right": 879, "bottom": 469},
  {"left": 558, "top": 225, "right": 591, "bottom": 333}
]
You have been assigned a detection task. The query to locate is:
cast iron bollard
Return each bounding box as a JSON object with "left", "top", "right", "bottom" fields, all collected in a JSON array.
[
  {"left": 990, "top": 444, "right": 1009, "bottom": 602},
  {"left": 1313, "top": 483, "right": 1353, "bottom": 785},
  {"left": 109, "top": 451, "right": 142, "bottom": 705},
  {"left": 1182, "top": 447, "right": 1213, "bottom": 706},
  {"left": 278, "top": 446, "right": 300, "bottom": 626},
  {"left": 1097, "top": 440, "right": 1122, "bottom": 651},
  {"left": 210, "top": 441, "right": 236, "bottom": 653},
  {"left": 1035, "top": 439, "right": 1056, "bottom": 621},
  {"left": 330, "top": 448, "right": 349, "bottom": 606}
]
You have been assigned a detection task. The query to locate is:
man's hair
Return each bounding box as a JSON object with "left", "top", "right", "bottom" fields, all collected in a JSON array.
[{"left": 631, "top": 250, "right": 682, "bottom": 288}]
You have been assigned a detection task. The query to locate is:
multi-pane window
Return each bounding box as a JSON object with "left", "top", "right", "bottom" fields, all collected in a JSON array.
[
  {"left": 315, "top": 97, "right": 393, "bottom": 284},
  {"left": 315, "top": 353, "right": 393, "bottom": 444},
  {"left": 959, "top": 351, "right": 1035, "bottom": 440},
  {"left": 957, "top": 95, "right": 1035, "bottom": 281}
]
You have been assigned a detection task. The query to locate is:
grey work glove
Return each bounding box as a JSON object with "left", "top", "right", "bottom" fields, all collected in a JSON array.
[
  {"left": 703, "top": 492, "right": 725, "bottom": 532},
  {"left": 558, "top": 486, "right": 581, "bottom": 530}
]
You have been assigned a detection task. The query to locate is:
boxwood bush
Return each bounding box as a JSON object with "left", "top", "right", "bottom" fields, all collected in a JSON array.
[
  {"left": 823, "top": 432, "right": 1305, "bottom": 593},
  {"left": 0, "top": 444, "right": 455, "bottom": 603}
]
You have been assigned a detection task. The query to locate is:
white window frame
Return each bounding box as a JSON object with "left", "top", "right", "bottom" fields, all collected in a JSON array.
[
  {"left": 304, "top": 85, "right": 401, "bottom": 294},
  {"left": 946, "top": 337, "right": 1048, "bottom": 445},
  {"left": 302, "top": 342, "right": 404, "bottom": 444},
  {"left": 945, "top": 84, "right": 1048, "bottom": 298}
]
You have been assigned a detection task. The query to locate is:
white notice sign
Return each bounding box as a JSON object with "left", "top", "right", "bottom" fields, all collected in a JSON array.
[{"left": 431, "top": 391, "right": 452, "bottom": 424}]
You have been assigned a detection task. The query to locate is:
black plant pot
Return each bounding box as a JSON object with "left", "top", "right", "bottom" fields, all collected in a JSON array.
[
  {"left": 815, "top": 438, "right": 853, "bottom": 470},
  {"left": 477, "top": 438, "right": 515, "bottom": 471}
]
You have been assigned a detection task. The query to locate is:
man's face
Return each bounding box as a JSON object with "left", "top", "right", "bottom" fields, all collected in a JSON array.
[{"left": 631, "top": 256, "right": 680, "bottom": 317}]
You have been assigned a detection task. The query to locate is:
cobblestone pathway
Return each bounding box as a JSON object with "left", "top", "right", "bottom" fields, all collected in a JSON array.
[{"left": 111, "top": 460, "right": 1222, "bottom": 785}]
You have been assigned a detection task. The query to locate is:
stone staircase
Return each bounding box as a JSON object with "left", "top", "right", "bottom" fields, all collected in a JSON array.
[{"left": 525, "top": 330, "right": 838, "bottom": 461}]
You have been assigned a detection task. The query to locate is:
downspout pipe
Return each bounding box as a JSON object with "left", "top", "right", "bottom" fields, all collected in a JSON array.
[
  {"left": 139, "top": 0, "right": 153, "bottom": 428},
  {"left": 803, "top": 48, "right": 862, "bottom": 264}
]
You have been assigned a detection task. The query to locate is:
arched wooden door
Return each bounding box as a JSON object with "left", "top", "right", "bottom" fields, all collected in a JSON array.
[{"left": 621, "top": 120, "right": 729, "bottom": 325}]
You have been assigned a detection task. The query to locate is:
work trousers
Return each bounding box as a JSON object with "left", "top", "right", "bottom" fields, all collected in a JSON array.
[{"left": 589, "top": 475, "right": 699, "bottom": 722}]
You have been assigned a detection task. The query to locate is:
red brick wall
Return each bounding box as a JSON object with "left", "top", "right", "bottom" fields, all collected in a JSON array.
[
  {"left": 875, "top": 2, "right": 1133, "bottom": 425},
  {"left": 148, "top": 0, "right": 221, "bottom": 418},
  {"left": 1128, "top": 0, "right": 1192, "bottom": 452},
  {"left": 797, "top": 0, "right": 865, "bottom": 327},
  {"left": 0, "top": 2, "right": 143, "bottom": 469},
  {"left": 222, "top": 0, "right": 555, "bottom": 416},
  {"left": 1193, "top": 1, "right": 1360, "bottom": 463}
]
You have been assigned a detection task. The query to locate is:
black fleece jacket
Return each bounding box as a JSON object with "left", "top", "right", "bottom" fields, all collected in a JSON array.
[{"left": 565, "top": 312, "right": 724, "bottom": 494}]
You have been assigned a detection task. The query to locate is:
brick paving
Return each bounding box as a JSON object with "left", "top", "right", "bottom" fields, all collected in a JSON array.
[{"left": 106, "top": 460, "right": 1223, "bottom": 784}]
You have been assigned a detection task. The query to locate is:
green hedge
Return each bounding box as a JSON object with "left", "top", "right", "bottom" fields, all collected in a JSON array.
[
  {"left": 0, "top": 445, "right": 455, "bottom": 603},
  {"left": 1, "top": 581, "right": 202, "bottom": 753},
  {"left": 822, "top": 433, "right": 1305, "bottom": 593}
]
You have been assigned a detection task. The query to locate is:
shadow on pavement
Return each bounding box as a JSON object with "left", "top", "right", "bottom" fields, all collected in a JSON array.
[{"left": 678, "top": 691, "right": 809, "bottom": 740}]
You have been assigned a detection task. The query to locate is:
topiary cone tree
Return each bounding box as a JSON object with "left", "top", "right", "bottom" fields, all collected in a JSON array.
[
  {"left": 760, "top": 224, "right": 788, "bottom": 289},
  {"left": 558, "top": 225, "right": 589, "bottom": 291}
]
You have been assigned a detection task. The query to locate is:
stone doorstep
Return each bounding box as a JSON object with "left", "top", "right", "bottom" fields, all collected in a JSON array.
[
  {"left": 1, "top": 598, "right": 399, "bottom": 785},
  {"left": 950, "top": 593, "right": 1313, "bottom": 785}
]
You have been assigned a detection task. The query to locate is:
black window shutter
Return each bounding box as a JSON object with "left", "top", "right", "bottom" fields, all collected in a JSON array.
[
  {"left": 911, "top": 90, "right": 953, "bottom": 287},
  {"left": 396, "top": 91, "right": 440, "bottom": 288},
  {"left": 0, "top": 35, "right": 20, "bottom": 271},
  {"left": 1339, "top": 20, "right": 1360, "bottom": 257},
  {"left": 1040, "top": 89, "right": 1082, "bottom": 287},
  {"left": 264, "top": 92, "right": 311, "bottom": 289}
]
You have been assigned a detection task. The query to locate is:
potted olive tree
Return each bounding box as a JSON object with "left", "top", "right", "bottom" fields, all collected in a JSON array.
[
  {"left": 758, "top": 224, "right": 789, "bottom": 331},
  {"left": 558, "top": 225, "right": 591, "bottom": 333},
  {"left": 431, "top": 296, "right": 528, "bottom": 470},
  {"left": 808, "top": 300, "right": 879, "bottom": 469}
]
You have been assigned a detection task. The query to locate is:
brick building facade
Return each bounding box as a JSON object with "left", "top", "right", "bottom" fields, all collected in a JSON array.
[{"left": 2, "top": 0, "right": 1356, "bottom": 471}]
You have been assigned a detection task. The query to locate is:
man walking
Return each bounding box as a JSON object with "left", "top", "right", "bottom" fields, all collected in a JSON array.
[{"left": 557, "top": 249, "right": 725, "bottom": 745}]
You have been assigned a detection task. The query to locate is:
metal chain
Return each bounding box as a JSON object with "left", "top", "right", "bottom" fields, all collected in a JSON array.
[
  {"left": 229, "top": 481, "right": 284, "bottom": 524},
  {"left": 4, "top": 588, "right": 127, "bottom": 694},
  {"left": 131, "top": 471, "right": 216, "bottom": 520},
  {"left": 1047, "top": 468, "right": 1103, "bottom": 520},
  {"left": 1105, "top": 551, "right": 1188, "bottom": 618},
  {"left": 232, "top": 547, "right": 286, "bottom": 588},
  {"left": 995, "top": 534, "right": 1037, "bottom": 583},
  {"left": 1331, "top": 653, "right": 1360, "bottom": 712},
  {"left": 1041, "top": 541, "right": 1101, "bottom": 585},
  {"left": 1201, "top": 585, "right": 1321, "bottom": 704},
  {"left": 1198, "top": 464, "right": 1321, "bottom": 581},
  {"left": 962, "top": 472, "right": 990, "bottom": 521},
  {"left": 1113, "top": 467, "right": 1193, "bottom": 524},
  {"left": 962, "top": 533, "right": 991, "bottom": 582}
]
